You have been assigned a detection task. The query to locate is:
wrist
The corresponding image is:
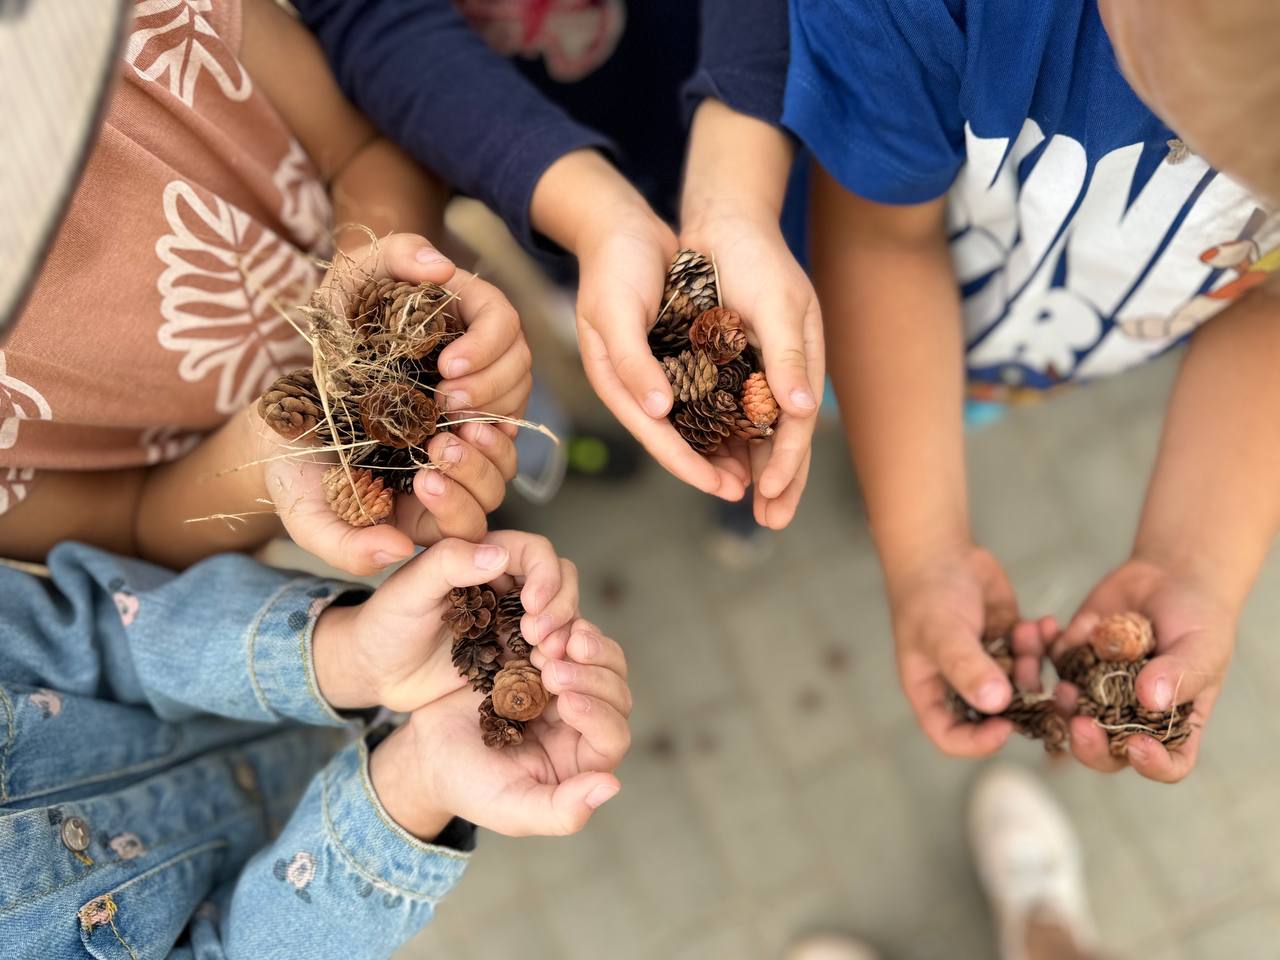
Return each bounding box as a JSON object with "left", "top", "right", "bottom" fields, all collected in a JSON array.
[
  {"left": 1130, "top": 537, "right": 1252, "bottom": 616},
  {"left": 531, "top": 149, "right": 657, "bottom": 255},
  {"left": 312, "top": 602, "right": 379, "bottom": 710},
  {"left": 681, "top": 100, "right": 793, "bottom": 231},
  {"left": 877, "top": 520, "right": 974, "bottom": 598},
  {"left": 369, "top": 721, "right": 454, "bottom": 841}
]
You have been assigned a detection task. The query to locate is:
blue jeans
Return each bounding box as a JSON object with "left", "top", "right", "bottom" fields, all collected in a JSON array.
[{"left": 0, "top": 544, "right": 472, "bottom": 959}]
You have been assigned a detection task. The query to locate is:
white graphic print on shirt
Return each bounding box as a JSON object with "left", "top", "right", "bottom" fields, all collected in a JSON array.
[{"left": 948, "top": 120, "right": 1279, "bottom": 385}]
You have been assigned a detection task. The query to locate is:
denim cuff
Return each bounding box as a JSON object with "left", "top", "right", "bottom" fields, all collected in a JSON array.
[
  {"left": 322, "top": 740, "right": 472, "bottom": 901},
  {"left": 248, "top": 577, "right": 368, "bottom": 727}
]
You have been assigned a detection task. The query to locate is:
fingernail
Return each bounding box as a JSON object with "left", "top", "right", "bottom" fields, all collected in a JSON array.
[
  {"left": 445, "top": 358, "right": 470, "bottom": 378},
  {"left": 441, "top": 439, "right": 464, "bottom": 463},
  {"left": 978, "top": 680, "right": 1007, "bottom": 712},
  {"left": 448, "top": 390, "right": 472, "bottom": 409},
  {"left": 585, "top": 783, "right": 618, "bottom": 809},
  {"left": 474, "top": 545, "right": 506, "bottom": 570},
  {"left": 415, "top": 246, "right": 447, "bottom": 264},
  {"left": 643, "top": 390, "right": 668, "bottom": 417},
  {"left": 423, "top": 470, "right": 447, "bottom": 496},
  {"left": 790, "top": 388, "right": 817, "bottom": 411},
  {"left": 372, "top": 550, "right": 406, "bottom": 568},
  {"left": 552, "top": 661, "right": 576, "bottom": 685},
  {"left": 471, "top": 423, "right": 495, "bottom": 448},
  {"left": 1153, "top": 678, "right": 1172, "bottom": 710}
]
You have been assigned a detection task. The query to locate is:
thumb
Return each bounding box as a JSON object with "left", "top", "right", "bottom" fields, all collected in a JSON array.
[
  {"left": 754, "top": 294, "right": 818, "bottom": 419},
  {"left": 324, "top": 232, "right": 456, "bottom": 308},
  {"left": 375, "top": 538, "right": 510, "bottom": 616},
  {"left": 927, "top": 622, "right": 1013, "bottom": 715},
  {"left": 583, "top": 277, "right": 673, "bottom": 417},
  {"left": 500, "top": 773, "right": 621, "bottom": 837},
  {"left": 1135, "top": 626, "right": 1229, "bottom": 712}
]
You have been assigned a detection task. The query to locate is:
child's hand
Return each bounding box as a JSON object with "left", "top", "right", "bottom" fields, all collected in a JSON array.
[
  {"left": 260, "top": 233, "right": 531, "bottom": 575},
  {"left": 1050, "top": 558, "right": 1232, "bottom": 783},
  {"left": 679, "top": 211, "right": 824, "bottom": 529},
  {"left": 370, "top": 617, "right": 630, "bottom": 839},
  {"left": 313, "top": 531, "right": 580, "bottom": 714},
  {"left": 889, "top": 544, "right": 1035, "bottom": 756}
]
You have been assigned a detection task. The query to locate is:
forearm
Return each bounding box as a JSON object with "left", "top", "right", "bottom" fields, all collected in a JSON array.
[
  {"left": 530, "top": 149, "right": 658, "bottom": 256},
  {"left": 810, "top": 169, "right": 969, "bottom": 582},
  {"left": 134, "top": 408, "right": 280, "bottom": 568},
  {"left": 331, "top": 138, "right": 451, "bottom": 252},
  {"left": 1133, "top": 289, "right": 1280, "bottom": 611},
  {"left": 681, "top": 97, "right": 794, "bottom": 231}
]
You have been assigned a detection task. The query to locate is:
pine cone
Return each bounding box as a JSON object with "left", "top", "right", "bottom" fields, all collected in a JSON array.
[
  {"left": 420, "top": 312, "right": 466, "bottom": 373},
  {"left": 674, "top": 389, "right": 735, "bottom": 455},
  {"left": 313, "top": 394, "right": 369, "bottom": 454},
  {"left": 1089, "top": 612, "right": 1155, "bottom": 662},
  {"left": 689, "top": 307, "right": 747, "bottom": 364},
  {"left": 716, "top": 355, "right": 752, "bottom": 395},
  {"left": 350, "top": 276, "right": 399, "bottom": 334},
  {"left": 648, "top": 313, "right": 691, "bottom": 360},
  {"left": 452, "top": 633, "right": 504, "bottom": 691},
  {"left": 380, "top": 282, "right": 458, "bottom": 360},
  {"left": 359, "top": 382, "right": 439, "bottom": 449},
  {"left": 495, "top": 589, "right": 530, "bottom": 657},
  {"left": 322, "top": 466, "right": 394, "bottom": 527},
  {"left": 444, "top": 584, "right": 499, "bottom": 640},
  {"left": 947, "top": 633, "right": 1067, "bottom": 753},
  {"left": 661, "top": 350, "right": 717, "bottom": 403},
  {"left": 259, "top": 369, "right": 322, "bottom": 441},
  {"left": 741, "top": 372, "right": 780, "bottom": 429},
  {"left": 663, "top": 249, "right": 718, "bottom": 321},
  {"left": 731, "top": 414, "right": 774, "bottom": 441},
  {"left": 491, "top": 659, "right": 549, "bottom": 722},
  {"left": 360, "top": 444, "right": 425, "bottom": 493},
  {"left": 479, "top": 695, "right": 524, "bottom": 749}
]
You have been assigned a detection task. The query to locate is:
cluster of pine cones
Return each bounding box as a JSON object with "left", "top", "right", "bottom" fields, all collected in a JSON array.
[
  {"left": 649, "top": 249, "right": 779, "bottom": 455},
  {"left": 445, "top": 583, "right": 550, "bottom": 748},
  {"left": 950, "top": 612, "right": 1193, "bottom": 756},
  {"left": 257, "top": 278, "right": 465, "bottom": 527}
]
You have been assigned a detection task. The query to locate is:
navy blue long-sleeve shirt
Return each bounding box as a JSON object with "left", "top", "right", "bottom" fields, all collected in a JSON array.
[{"left": 293, "top": 0, "right": 788, "bottom": 250}]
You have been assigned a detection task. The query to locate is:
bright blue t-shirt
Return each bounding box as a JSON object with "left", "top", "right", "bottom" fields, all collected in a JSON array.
[{"left": 784, "top": 0, "right": 1279, "bottom": 389}]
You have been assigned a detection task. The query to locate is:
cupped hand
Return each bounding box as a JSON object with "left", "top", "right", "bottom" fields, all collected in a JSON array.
[
  {"left": 890, "top": 544, "right": 1036, "bottom": 757},
  {"left": 1050, "top": 557, "right": 1233, "bottom": 783},
  {"left": 259, "top": 233, "right": 530, "bottom": 575},
  {"left": 574, "top": 208, "right": 752, "bottom": 502},
  {"left": 679, "top": 211, "right": 824, "bottom": 529},
  {"left": 313, "top": 530, "right": 580, "bottom": 714},
  {"left": 374, "top": 618, "right": 631, "bottom": 838}
]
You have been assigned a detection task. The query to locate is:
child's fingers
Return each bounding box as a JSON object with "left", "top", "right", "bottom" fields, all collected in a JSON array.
[
  {"left": 439, "top": 340, "right": 532, "bottom": 412},
  {"left": 541, "top": 660, "right": 633, "bottom": 717},
  {"left": 377, "top": 537, "right": 510, "bottom": 615},
  {"left": 500, "top": 773, "right": 620, "bottom": 837},
  {"left": 1134, "top": 630, "right": 1228, "bottom": 713},
  {"left": 1068, "top": 716, "right": 1127, "bottom": 773},
  {"left": 753, "top": 298, "right": 819, "bottom": 422},
  {"left": 521, "top": 558, "right": 580, "bottom": 647},
  {"left": 329, "top": 233, "right": 455, "bottom": 297},
  {"left": 452, "top": 422, "right": 519, "bottom": 481},
  {"left": 478, "top": 375, "right": 533, "bottom": 422},
  {"left": 579, "top": 322, "right": 744, "bottom": 499},
  {"left": 426, "top": 433, "right": 508, "bottom": 513},
  {"left": 582, "top": 289, "right": 673, "bottom": 418},
  {"left": 754, "top": 448, "right": 812, "bottom": 530},
  {"left": 482, "top": 531, "right": 565, "bottom": 613},
  {"left": 900, "top": 657, "right": 1012, "bottom": 756},
  {"left": 566, "top": 620, "right": 628, "bottom": 679},
  {"left": 555, "top": 691, "right": 631, "bottom": 768},
  {"left": 922, "top": 622, "right": 1012, "bottom": 715},
  {"left": 755, "top": 413, "right": 815, "bottom": 508},
  {"left": 412, "top": 469, "right": 487, "bottom": 543},
  {"left": 531, "top": 626, "right": 571, "bottom": 664},
  {"left": 437, "top": 272, "right": 523, "bottom": 379}
]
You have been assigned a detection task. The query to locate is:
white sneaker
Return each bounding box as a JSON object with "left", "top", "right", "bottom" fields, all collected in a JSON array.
[
  {"left": 784, "top": 933, "right": 882, "bottom": 960},
  {"left": 969, "top": 765, "right": 1097, "bottom": 960}
]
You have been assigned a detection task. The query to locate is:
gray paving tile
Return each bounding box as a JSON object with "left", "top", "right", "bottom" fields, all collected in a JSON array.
[{"left": 1183, "top": 899, "right": 1280, "bottom": 959}]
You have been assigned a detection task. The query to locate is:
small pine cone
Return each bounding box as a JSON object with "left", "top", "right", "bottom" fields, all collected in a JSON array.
[
  {"left": 689, "top": 307, "right": 748, "bottom": 364},
  {"left": 350, "top": 276, "right": 399, "bottom": 334},
  {"left": 313, "top": 394, "right": 370, "bottom": 454},
  {"left": 258, "top": 369, "right": 322, "bottom": 441},
  {"left": 452, "top": 633, "right": 504, "bottom": 691},
  {"left": 673, "top": 389, "right": 735, "bottom": 455},
  {"left": 1004, "top": 696, "right": 1069, "bottom": 754},
  {"left": 444, "top": 584, "right": 499, "bottom": 640},
  {"left": 1089, "top": 612, "right": 1155, "bottom": 662},
  {"left": 661, "top": 350, "right": 717, "bottom": 403},
  {"left": 491, "top": 659, "right": 550, "bottom": 722},
  {"left": 379, "top": 282, "right": 458, "bottom": 360},
  {"left": 420, "top": 312, "right": 466, "bottom": 374},
  {"left": 663, "top": 249, "right": 718, "bottom": 321},
  {"left": 741, "top": 372, "right": 780, "bottom": 429},
  {"left": 1054, "top": 644, "right": 1097, "bottom": 686},
  {"left": 362, "top": 444, "right": 425, "bottom": 494},
  {"left": 716, "top": 355, "right": 752, "bottom": 394},
  {"left": 731, "top": 413, "right": 774, "bottom": 441},
  {"left": 322, "top": 466, "right": 394, "bottom": 527},
  {"left": 359, "top": 382, "right": 439, "bottom": 449},
  {"left": 648, "top": 313, "right": 691, "bottom": 360},
  {"left": 479, "top": 695, "right": 525, "bottom": 749},
  {"left": 495, "top": 590, "right": 525, "bottom": 641}
]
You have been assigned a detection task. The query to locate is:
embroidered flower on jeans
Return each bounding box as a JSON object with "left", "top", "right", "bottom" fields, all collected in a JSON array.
[
  {"left": 273, "top": 851, "right": 316, "bottom": 903},
  {"left": 111, "top": 589, "right": 140, "bottom": 627},
  {"left": 78, "top": 895, "right": 117, "bottom": 931},
  {"left": 29, "top": 689, "right": 61, "bottom": 718},
  {"left": 109, "top": 833, "right": 146, "bottom": 860}
]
